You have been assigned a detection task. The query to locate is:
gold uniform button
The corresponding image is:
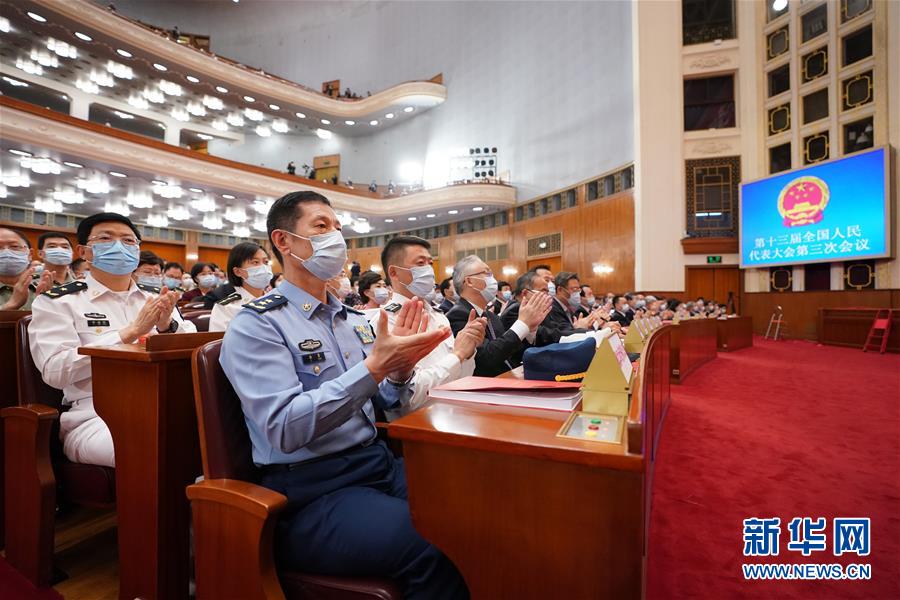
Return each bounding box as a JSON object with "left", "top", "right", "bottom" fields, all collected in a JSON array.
[
  {"left": 313, "top": 365, "right": 321, "bottom": 375},
  {"left": 344, "top": 351, "right": 350, "bottom": 359}
]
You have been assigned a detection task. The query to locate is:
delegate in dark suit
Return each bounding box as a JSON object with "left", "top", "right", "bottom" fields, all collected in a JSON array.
[
  {"left": 447, "top": 298, "right": 523, "bottom": 376},
  {"left": 501, "top": 299, "right": 585, "bottom": 347}
]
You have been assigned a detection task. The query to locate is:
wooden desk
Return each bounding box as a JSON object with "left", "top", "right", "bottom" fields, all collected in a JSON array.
[
  {"left": 818, "top": 307, "right": 900, "bottom": 353},
  {"left": 390, "top": 327, "right": 672, "bottom": 600},
  {"left": 79, "top": 332, "right": 222, "bottom": 600},
  {"left": 669, "top": 318, "right": 717, "bottom": 383},
  {"left": 716, "top": 316, "right": 753, "bottom": 352},
  {"left": 0, "top": 310, "right": 28, "bottom": 549}
]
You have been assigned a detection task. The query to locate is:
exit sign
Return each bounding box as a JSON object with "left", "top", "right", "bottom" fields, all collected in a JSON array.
[{"left": 707, "top": 256, "right": 722, "bottom": 264}]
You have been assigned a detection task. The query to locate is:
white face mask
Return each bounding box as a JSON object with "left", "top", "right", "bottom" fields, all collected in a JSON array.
[
  {"left": 393, "top": 265, "right": 435, "bottom": 299},
  {"left": 283, "top": 229, "right": 348, "bottom": 281},
  {"left": 471, "top": 274, "right": 499, "bottom": 303},
  {"left": 338, "top": 276, "right": 352, "bottom": 296},
  {"left": 547, "top": 281, "right": 556, "bottom": 295},
  {"left": 0, "top": 249, "right": 30, "bottom": 277},
  {"left": 137, "top": 275, "right": 163, "bottom": 288},
  {"left": 198, "top": 274, "right": 218, "bottom": 289},
  {"left": 373, "top": 286, "right": 391, "bottom": 305},
  {"left": 242, "top": 264, "right": 273, "bottom": 290},
  {"left": 583, "top": 295, "right": 595, "bottom": 305},
  {"left": 43, "top": 247, "right": 73, "bottom": 266}
]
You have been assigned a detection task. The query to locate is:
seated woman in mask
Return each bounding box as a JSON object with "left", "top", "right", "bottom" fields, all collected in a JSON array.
[
  {"left": 209, "top": 242, "right": 272, "bottom": 332},
  {"left": 357, "top": 270, "right": 391, "bottom": 316},
  {"left": 181, "top": 262, "right": 218, "bottom": 302}
]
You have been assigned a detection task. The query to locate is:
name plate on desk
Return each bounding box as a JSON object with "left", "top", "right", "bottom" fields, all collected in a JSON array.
[{"left": 581, "top": 335, "right": 634, "bottom": 416}]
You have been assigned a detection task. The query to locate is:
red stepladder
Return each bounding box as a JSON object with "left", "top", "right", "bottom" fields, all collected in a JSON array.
[{"left": 863, "top": 309, "right": 893, "bottom": 354}]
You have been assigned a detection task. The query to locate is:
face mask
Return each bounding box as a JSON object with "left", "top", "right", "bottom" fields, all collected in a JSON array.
[
  {"left": 501, "top": 290, "right": 512, "bottom": 302},
  {"left": 568, "top": 290, "right": 581, "bottom": 309},
  {"left": 44, "top": 247, "right": 72, "bottom": 266},
  {"left": 283, "top": 229, "right": 348, "bottom": 281},
  {"left": 198, "top": 274, "right": 218, "bottom": 289},
  {"left": 137, "top": 275, "right": 162, "bottom": 288},
  {"left": 0, "top": 249, "right": 30, "bottom": 277},
  {"left": 636, "top": 300, "right": 647, "bottom": 309},
  {"left": 89, "top": 241, "right": 140, "bottom": 276},
  {"left": 181, "top": 276, "right": 195, "bottom": 290},
  {"left": 33, "top": 264, "right": 44, "bottom": 275},
  {"left": 583, "top": 295, "right": 595, "bottom": 305},
  {"left": 243, "top": 264, "right": 273, "bottom": 290},
  {"left": 373, "top": 287, "right": 391, "bottom": 305},
  {"left": 472, "top": 274, "right": 499, "bottom": 304},
  {"left": 394, "top": 265, "right": 435, "bottom": 299},
  {"left": 547, "top": 281, "right": 556, "bottom": 295},
  {"left": 164, "top": 276, "right": 182, "bottom": 289},
  {"left": 338, "top": 277, "right": 352, "bottom": 297}
]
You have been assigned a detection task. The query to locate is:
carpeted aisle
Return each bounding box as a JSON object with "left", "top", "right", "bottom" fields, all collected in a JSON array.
[{"left": 647, "top": 336, "right": 900, "bottom": 600}]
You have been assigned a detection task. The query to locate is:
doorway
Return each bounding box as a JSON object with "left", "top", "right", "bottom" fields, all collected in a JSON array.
[{"left": 685, "top": 265, "right": 742, "bottom": 313}]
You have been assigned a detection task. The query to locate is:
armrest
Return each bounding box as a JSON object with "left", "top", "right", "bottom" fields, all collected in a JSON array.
[
  {"left": 187, "top": 479, "right": 288, "bottom": 600},
  {"left": 2, "top": 403, "right": 59, "bottom": 586}
]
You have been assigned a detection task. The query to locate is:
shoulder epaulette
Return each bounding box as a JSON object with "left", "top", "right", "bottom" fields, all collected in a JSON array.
[
  {"left": 383, "top": 302, "right": 402, "bottom": 313},
  {"left": 42, "top": 280, "right": 87, "bottom": 299},
  {"left": 345, "top": 305, "right": 364, "bottom": 315},
  {"left": 243, "top": 293, "right": 288, "bottom": 313},
  {"left": 137, "top": 282, "right": 161, "bottom": 294},
  {"left": 217, "top": 291, "right": 242, "bottom": 306}
]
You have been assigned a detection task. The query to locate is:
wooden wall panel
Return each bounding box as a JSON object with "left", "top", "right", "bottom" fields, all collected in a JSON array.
[
  {"left": 347, "top": 190, "right": 636, "bottom": 294},
  {"left": 140, "top": 241, "right": 186, "bottom": 265},
  {"left": 198, "top": 247, "right": 229, "bottom": 269},
  {"left": 742, "top": 290, "right": 900, "bottom": 340}
]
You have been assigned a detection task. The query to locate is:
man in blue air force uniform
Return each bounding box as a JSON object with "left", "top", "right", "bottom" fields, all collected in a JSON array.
[{"left": 220, "top": 191, "right": 469, "bottom": 599}]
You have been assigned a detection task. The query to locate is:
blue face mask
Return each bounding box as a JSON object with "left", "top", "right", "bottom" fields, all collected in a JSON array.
[
  {"left": 89, "top": 241, "right": 140, "bottom": 275},
  {"left": 501, "top": 290, "right": 512, "bottom": 301},
  {"left": 0, "top": 248, "right": 30, "bottom": 277},
  {"left": 284, "top": 229, "right": 348, "bottom": 282},
  {"left": 43, "top": 247, "right": 73, "bottom": 266},
  {"left": 164, "top": 276, "right": 182, "bottom": 289}
]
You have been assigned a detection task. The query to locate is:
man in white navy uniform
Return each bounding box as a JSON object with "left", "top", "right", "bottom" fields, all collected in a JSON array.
[
  {"left": 369, "top": 235, "right": 486, "bottom": 418},
  {"left": 28, "top": 212, "right": 196, "bottom": 468}
]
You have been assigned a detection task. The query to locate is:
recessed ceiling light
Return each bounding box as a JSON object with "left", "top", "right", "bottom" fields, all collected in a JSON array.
[
  {"left": 403, "top": 106, "right": 414, "bottom": 113},
  {"left": 75, "top": 32, "right": 92, "bottom": 42},
  {"left": 473, "top": 206, "right": 483, "bottom": 212},
  {"left": 27, "top": 12, "right": 46, "bottom": 23},
  {"left": 320, "top": 118, "right": 331, "bottom": 125},
  {"left": 407, "top": 216, "right": 417, "bottom": 221},
  {"left": 316, "top": 128, "right": 333, "bottom": 140},
  {"left": 426, "top": 213, "right": 436, "bottom": 218},
  {"left": 116, "top": 49, "right": 132, "bottom": 58},
  {"left": 189, "top": 187, "right": 203, "bottom": 193},
  {"left": 109, "top": 171, "right": 127, "bottom": 178},
  {"left": 216, "top": 85, "right": 228, "bottom": 93},
  {"left": 222, "top": 193, "right": 235, "bottom": 199},
  {"left": 295, "top": 112, "right": 306, "bottom": 118},
  {"left": 243, "top": 95, "right": 255, "bottom": 102},
  {"left": 268, "top": 103, "right": 280, "bottom": 110},
  {"left": 186, "top": 75, "right": 200, "bottom": 83},
  {"left": 385, "top": 113, "right": 395, "bottom": 119},
  {"left": 63, "top": 161, "right": 83, "bottom": 168},
  {"left": 447, "top": 209, "right": 459, "bottom": 215},
  {"left": 384, "top": 218, "right": 394, "bottom": 223},
  {"left": 197, "top": 133, "right": 214, "bottom": 140},
  {"left": 151, "top": 179, "right": 168, "bottom": 185},
  {"left": 369, "top": 120, "right": 379, "bottom": 126},
  {"left": 9, "top": 149, "right": 32, "bottom": 157},
  {"left": 345, "top": 120, "right": 355, "bottom": 125},
  {"left": 153, "top": 63, "right": 168, "bottom": 71}
]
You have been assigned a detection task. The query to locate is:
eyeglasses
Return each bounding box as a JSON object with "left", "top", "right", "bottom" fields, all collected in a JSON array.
[
  {"left": 1, "top": 244, "right": 29, "bottom": 252},
  {"left": 88, "top": 234, "right": 140, "bottom": 247},
  {"left": 468, "top": 270, "right": 494, "bottom": 279}
]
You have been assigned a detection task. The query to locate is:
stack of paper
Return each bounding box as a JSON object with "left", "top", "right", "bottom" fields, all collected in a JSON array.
[{"left": 428, "top": 376, "right": 582, "bottom": 411}]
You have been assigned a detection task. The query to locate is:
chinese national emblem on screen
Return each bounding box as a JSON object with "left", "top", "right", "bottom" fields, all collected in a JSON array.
[{"left": 777, "top": 176, "right": 830, "bottom": 227}]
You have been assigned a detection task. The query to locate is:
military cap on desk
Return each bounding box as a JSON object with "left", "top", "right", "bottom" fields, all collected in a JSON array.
[{"left": 523, "top": 337, "right": 596, "bottom": 382}]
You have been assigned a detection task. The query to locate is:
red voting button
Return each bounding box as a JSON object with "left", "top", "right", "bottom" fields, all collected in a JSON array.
[{"left": 588, "top": 424, "right": 599, "bottom": 431}]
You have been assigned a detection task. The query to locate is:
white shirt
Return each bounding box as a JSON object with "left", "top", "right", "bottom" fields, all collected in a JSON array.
[
  {"left": 368, "top": 291, "right": 475, "bottom": 417},
  {"left": 209, "top": 285, "right": 257, "bottom": 332},
  {"left": 29, "top": 273, "right": 196, "bottom": 430},
  {"left": 469, "top": 300, "right": 531, "bottom": 341}
]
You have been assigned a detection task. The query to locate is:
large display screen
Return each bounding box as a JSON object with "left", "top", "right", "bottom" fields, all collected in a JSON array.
[{"left": 740, "top": 147, "right": 890, "bottom": 268}]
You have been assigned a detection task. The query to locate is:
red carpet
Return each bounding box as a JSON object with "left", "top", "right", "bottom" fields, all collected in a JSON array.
[
  {"left": 0, "top": 558, "right": 63, "bottom": 600},
  {"left": 647, "top": 337, "right": 900, "bottom": 599}
]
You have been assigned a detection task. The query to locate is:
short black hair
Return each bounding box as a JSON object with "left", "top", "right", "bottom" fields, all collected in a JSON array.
[
  {"left": 498, "top": 280, "right": 510, "bottom": 290},
  {"left": 1, "top": 227, "right": 31, "bottom": 248},
  {"left": 190, "top": 261, "right": 213, "bottom": 281},
  {"left": 37, "top": 231, "right": 71, "bottom": 249},
  {"left": 227, "top": 241, "right": 267, "bottom": 287},
  {"left": 439, "top": 277, "right": 452, "bottom": 294},
  {"left": 71, "top": 257, "right": 86, "bottom": 269},
  {"left": 580, "top": 284, "right": 593, "bottom": 294},
  {"left": 533, "top": 264, "right": 551, "bottom": 272},
  {"left": 163, "top": 261, "right": 184, "bottom": 274},
  {"left": 357, "top": 270, "right": 383, "bottom": 297},
  {"left": 513, "top": 271, "right": 542, "bottom": 299},
  {"left": 269, "top": 273, "right": 283, "bottom": 289},
  {"left": 76, "top": 212, "right": 141, "bottom": 245},
  {"left": 380, "top": 235, "right": 430, "bottom": 285},
  {"left": 138, "top": 250, "right": 164, "bottom": 269},
  {"left": 266, "top": 190, "right": 332, "bottom": 263},
  {"left": 624, "top": 293, "right": 634, "bottom": 301},
  {"left": 554, "top": 271, "right": 579, "bottom": 290},
  {"left": 613, "top": 294, "right": 625, "bottom": 307}
]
